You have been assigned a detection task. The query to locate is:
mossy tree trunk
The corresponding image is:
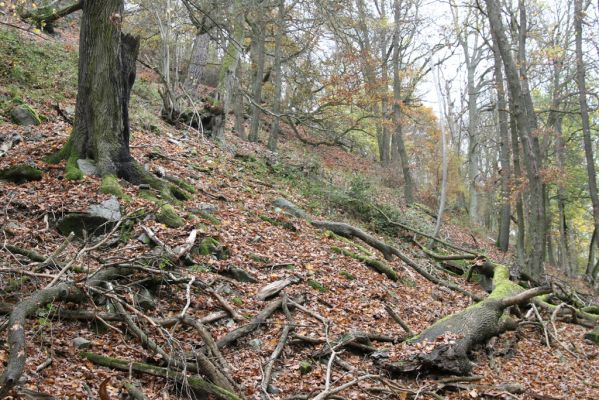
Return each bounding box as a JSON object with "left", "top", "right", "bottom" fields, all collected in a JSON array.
[
  {"left": 51, "top": 0, "right": 143, "bottom": 183},
  {"left": 387, "top": 265, "right": 550, "bottom": 375}
]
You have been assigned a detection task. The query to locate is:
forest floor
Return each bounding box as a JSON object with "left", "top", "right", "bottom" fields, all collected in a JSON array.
[{"left": 0, "top": 18, "right": 598, "bottom": 400}]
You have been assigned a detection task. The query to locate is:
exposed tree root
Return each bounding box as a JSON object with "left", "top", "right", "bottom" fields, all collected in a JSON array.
[
  {"left": 217, "top": 295, "right": 304, "bottom": 349},
  {"left": 0, "top": 265, "right": 137, "bottom": 397},
  {"left": 274, "top": 198, "right": 481, "bottom": 300},
  {"left": 81, "top": 352, "right": 242, "bottom": 400}
]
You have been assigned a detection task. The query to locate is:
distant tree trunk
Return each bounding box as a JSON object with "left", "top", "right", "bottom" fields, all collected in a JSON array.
[
  {"left": 392, "top": 0, "right": 415, "bottom": 204},
  {"left": 248, "top": 21, "right": 266, "bottom": 143},
  {"left": 185, "top": 32, "right": 210, "bottom": 96},
  {"left": 485, "top": 0, "right": 545, "bottom": 280},
  {"left": 466, "top": 63, "right": 479, "bottom": 224},
  {"left": 234, "top": 64, "right": 246, "bottom": 140},
  {"left": 268, "top": 0, "right": 285, "bottom": 151},
  {"left": 508, "top": 94, "right": 526, "bottom": 267},
  {"left": 430, "top": 59, "right": 448, "bottom": 250},
  {"left": 379, "top": 18, "right": 391, "bottom": 165},
  {"left": 57, "top": 0, "right": 142, "bottom": 182},
  {"left": 492, "top": 38, "right": 511, "bottom": 252},
  {"left": 574, "top": 0, "right": 599, "bottom": 279}
]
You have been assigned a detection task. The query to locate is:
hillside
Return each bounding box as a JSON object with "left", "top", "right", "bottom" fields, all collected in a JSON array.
[{"left": 0, "top": 20, "right": 598, "bottom": 400}]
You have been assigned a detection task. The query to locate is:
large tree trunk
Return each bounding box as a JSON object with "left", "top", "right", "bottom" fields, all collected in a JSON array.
[
  {"left": 61, "top": 0, "right": 142, "bottom": 182},
  {"left": 574, "top": 0, "right": 599, "bottom": 280},
  {"left": 485, "top": 0, "right": 545, "bottom": 280},
  {"left": 493, "top": 40, "right": 511, "bottom": 252},
  {"left": 248, "top": 20, "right": 266, "bottom": 143},
  {"left": 185, "top": 31, "right": 210, "bottom": 96},
  {"left": 392, "top": 0, "right": 415, "bottom": 204}
]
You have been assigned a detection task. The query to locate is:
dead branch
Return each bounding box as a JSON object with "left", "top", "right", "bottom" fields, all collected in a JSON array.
[
  {"left": 217, "top": 295, "right": 304, "bottom": 349},
  {"left": 384, "top": 302, "right": 414, "bottom": 336},
  {"left": 82, "top": 352, "right": 241, "bottom": 400}
]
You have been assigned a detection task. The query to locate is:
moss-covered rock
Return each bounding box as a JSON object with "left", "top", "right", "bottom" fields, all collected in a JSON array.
[
  {"left": 100, "top": 175, "right": 126, "bottom": 198},
  {"left": 0, "top": 164, "right": 42, "bottom": 184},
  {"left": 156, "top": 204, "right": 184, "bottom": 228},
  {"left": 198, "top": 236, "right": 221, "bottom": 256},
  {"left": 10, "top": 105, "right": 40, "bottom": 125}
]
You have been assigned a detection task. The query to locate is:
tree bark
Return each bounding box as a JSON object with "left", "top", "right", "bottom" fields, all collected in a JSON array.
[
  {"left": 268, "top": 0, "right": 285, "bottom": 151},
  {"left": 392, "top": 0, "right": 415, "bottom": 204},
  {"left": 492, "top": 39, "right": 511, "bottom": 252},
  {"left": 248, "top": 18, "right": 266, "bottom": 143},
  {"left": 485, "top": 0, "right": 545, "bottom": 280},
  {"left": 185, "top": 32, "right": 210, "bottom": 95},
  {"left": 574, "top": 0, "right": 599, "bottom": 280},
  {"left": 52, "top": 0, "right": 142, "bottom": 182}
]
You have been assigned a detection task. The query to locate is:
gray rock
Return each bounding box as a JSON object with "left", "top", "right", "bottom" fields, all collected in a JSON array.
[
  {"left": 88, "top": 197, "right": 121, "bottom": 221},
  {"left": 273, "top": 198, "right": 309, "bottom": 220},
  {"left": 72, "top": 337, "right": 91, "bottom": 349},
  {"left": 57, "top": 197, "right": 121, "bottom": 238},
  {"left": 76, "top": 159, "right": 99, "bottom": 176},
  {"left": 248, "top": 339, "right": 262, "bottom": 349},
  {"left": 10, "top": 106, "right": 39, "bottom": 126},
  {"left": 196, "top": 202, "right": 218, "bottom": 214}
]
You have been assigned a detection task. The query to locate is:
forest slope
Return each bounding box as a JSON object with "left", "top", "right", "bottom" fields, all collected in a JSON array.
[{"left": 0, "top": 24, "right": 598, "bottom": 400}]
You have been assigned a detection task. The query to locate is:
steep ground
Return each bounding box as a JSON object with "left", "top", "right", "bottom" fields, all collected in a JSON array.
[{"left": 0, "top": 23, "right": 598, "bottom": 400}]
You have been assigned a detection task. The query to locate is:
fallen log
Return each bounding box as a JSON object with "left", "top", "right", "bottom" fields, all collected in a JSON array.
[{"left": 386, "top": 264, "right": 551, "bottom": 375}]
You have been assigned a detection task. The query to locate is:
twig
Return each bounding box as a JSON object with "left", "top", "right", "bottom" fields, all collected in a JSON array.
[
  {"left": 208, "top": 289, "right": 244, "bottom": 321},
  {"left": 531, "top": 304, "right": 551, "bottom": 347},
  {"left": 261, "top": 295, "right": 294, "bottom": 397},
  {"left": 180, "top": 276, "right": 196, "bottom": 318},
  {"left": 383, "top": 302, "right": 414, "bottom": 336}
]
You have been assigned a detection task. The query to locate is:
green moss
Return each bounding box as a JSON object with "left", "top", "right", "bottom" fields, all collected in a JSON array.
[
  {"left": 189, "top": 208, "right": 221, "bottom": 225},
  {"left": 0, "top": 164, "right": 42, "bottom": 184},
  {"left": 325, "top": 230, "right": 373, "bottom": 256},
  {"left": 198, "top": 237, "right": 220, "bottom": 256},
  {"left": 584, "top": 328, "right": 599, "bottom": 344},
  {"left": 299, "top": 360, "right": 313, "bottom": 374},
  {"left": 308, "top": 279, "right": 327, "bottom": 292},
  {"left": 249, "top": 253, "right": 271, "bottom": 263},
  {"left": 65, "top": 148, "right": 82, "bottom": 181},
  {"left": 45, "top": 135, "right": 73, "bottom": 164},
  {"left": 165, "top": 175, "right": 196, "bottom": 194},
  {"left": 331, "top": 246, "right": 398, "bottom": 281},
  {"left": 100, "top": 175, "right": 126, "bottom": 198},
  {"left": 340, "top": 271, "right": 355, "bottom": 280},
  {"left": 231, "top": 297, "right": 244, "bottom": 306},
  {"left": 259, "top": 214, "right": 297, "bottom": 231},
  {"left": 156, "top": 204, "right": 184, "bottom": 228}
]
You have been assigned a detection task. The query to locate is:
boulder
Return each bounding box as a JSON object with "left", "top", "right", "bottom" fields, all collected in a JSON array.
[
  {"left": 76, "top": 159, "right": 99, "bottom": 176},
  {"left": 0, "top": 164, "right": 42, "bottom": 184},
  {"left": 57, "top": 197, "right": 121, "bottom": 238},
  {"left": 10, "top": 106, "right": 40, "bottom": 126}
]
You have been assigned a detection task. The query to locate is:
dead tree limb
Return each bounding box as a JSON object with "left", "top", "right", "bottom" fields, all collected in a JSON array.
[
  {"left": 19, "top": 0, "right": 83, "bottom": 32},
  {"left": 217, "top": 295, "right": 304, "bottom": 349},
  {"left": 82, "top": 352, "right": 241, "bottom": 400}
]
